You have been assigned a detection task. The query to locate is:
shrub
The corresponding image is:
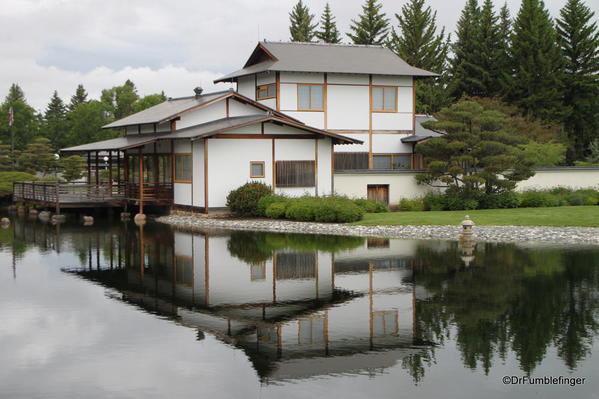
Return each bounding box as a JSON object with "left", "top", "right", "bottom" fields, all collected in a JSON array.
[
  {"left": 354, "top": 198, "right": 388, "bottom": 213},
  {"left": 399, "top": 198, "right": 424, "bottom": 211},
  {"left": 519, "top": 190, "right": 559, "bottom": 208},
  {"left": 478, "top": 191, "right": 521, "bottom": 209},
  {"left": 423, "top": 193, "right": 446, "bottom": 211},
  {"left": 285, "top": 197, "right": 318, "bottom": 221},
  {"left": 265, "top": 202, "right": 288, "bottom": 219},
  {"left": 576, "top": 189, "right": 599, "bottom": 205},
  {"left": 314, "top": 197, "right": 364, "bottom": 223},
  {"left": 258, "top": 194, "right": 288, "bottom": 216},
  {"left": 226, "top": 182, "right": 272, "bottom": 216},
  {"left": 444, "top": 196, "right": 479, "bottom": 210},
  {"left": 0, "top": 171, "right": 40, "bottom": 198}
]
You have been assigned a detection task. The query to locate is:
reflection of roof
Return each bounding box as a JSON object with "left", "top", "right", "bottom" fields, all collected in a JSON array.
[
  {"left": 216, "top": 41, "right": 438, "bottom": 82},
  {"left": 61, "top": 114, "right": 361, "bottom": 152},
  {"left": 401, "top": 115, "right": 443, "bottom": 143}
]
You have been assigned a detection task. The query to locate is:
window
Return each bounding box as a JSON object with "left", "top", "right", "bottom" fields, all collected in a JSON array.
[
  {"left": 334, "top": 152, "right": 369, "bottom": 170},
  {"left": 372, "top": 310, "right": 399, "bottom": 337},
  {"left": 372, "top": 86, "right": 397, "bottom": 112},
  {"left": 298, "top": 84, "right": 323, "bottom": 111},
  {"left": 250, "top": 263, "right": 266, "bottom": 281},
  {"left": 298, "top": 315, "right": 326, "bottom": 345},
  {"left": 275, "top": 252, "right": 316, "bottom": 280},
  {"left": 256, "top": 83, "right": 276, "bottom": 100},
  {"left": 275, "top": 160, "right": 315, "bottom": 187},
  {"left": 174, "top": 153, "right": 192, "bottom": 182},
  {"left": 372, "top": 154, "right": 411, "bottom": 170},
  {"left": 250, "top": 161, "right": 265, "bottom": 178},
  {"left": 175, "top": 256, "right": 193, "bottom": 286}
]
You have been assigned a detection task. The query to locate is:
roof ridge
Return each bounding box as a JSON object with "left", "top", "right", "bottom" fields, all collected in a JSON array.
[
  {"left": 261, "top": 40, "right": 386, "bottom": 49},
  {"left": 167, "top": 89, "right": 233, "bottom": 101}
]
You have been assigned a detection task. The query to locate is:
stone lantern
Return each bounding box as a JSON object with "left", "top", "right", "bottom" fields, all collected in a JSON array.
[{"left": 461, "top": 215, "right": 475, "bottom": 236}]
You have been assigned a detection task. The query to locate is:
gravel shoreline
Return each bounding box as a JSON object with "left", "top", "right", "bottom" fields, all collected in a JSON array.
[{"left": 155, "top": 214, "right": 599, "bottom": 245}]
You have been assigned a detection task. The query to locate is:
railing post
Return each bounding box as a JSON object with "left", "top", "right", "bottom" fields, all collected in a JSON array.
[{"left": 55, "top": 182, "right": 60, "bottom": 215}]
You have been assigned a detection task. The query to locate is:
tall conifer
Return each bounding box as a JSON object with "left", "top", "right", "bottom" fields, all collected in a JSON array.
[
  {"left": 289, "top": 0, "right": 317, "bottom": 42},
  {"left": 507, "top": 0, "right": 564, "bottom": 121},
  {"left": 69, "top": 84, "right": 88, "bottom": 111},
  {"left": 316, "top": 3, "right": 341, "bottom": 43},
  {"left": 556, "top": 0, "right": 599, "bottom": 160},
  {"left": 449, "top": 0, "right": 482, "bottom": 98},
  {"left": 43, "top": 91, "right": 68, "bottom": 150},
  {"left": 347, "top": 0, "right": 389, "bottom": 45}
]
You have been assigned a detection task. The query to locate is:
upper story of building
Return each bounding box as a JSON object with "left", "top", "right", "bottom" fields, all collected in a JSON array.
[{"left": 215, "top": 41, "right": 437, "bottom": 136}]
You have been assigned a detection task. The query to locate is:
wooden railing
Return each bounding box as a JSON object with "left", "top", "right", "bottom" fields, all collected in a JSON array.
[{"left": 13, "top": 181, "right": 173, "bottom": 205}]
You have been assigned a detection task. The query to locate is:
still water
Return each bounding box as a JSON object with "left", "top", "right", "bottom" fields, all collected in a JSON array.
[{"left": 0, "top": 215, "right": 598, "bottom": 399}]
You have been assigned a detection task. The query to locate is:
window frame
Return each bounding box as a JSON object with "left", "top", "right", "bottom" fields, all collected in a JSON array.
[
  {"left": 297, "top": 84, "right": 324, "bottom": 112},
  {"left": 174, "top": 153, "right": 192, "bottom": 183},
  {"left": 275, "top": 160, "right": 316, "bottom": 188},
  {"left": 256, "top": 83, "right": 277, "bottom": 100},
  {"left": 249, "top": 161, "right": 265, "bottom": 178},
  {"left": 371, "top": 85, "right": 398, "bottom": 113},
  {"left": 371, "top": 153, "right": 412, "bottom": 170}
]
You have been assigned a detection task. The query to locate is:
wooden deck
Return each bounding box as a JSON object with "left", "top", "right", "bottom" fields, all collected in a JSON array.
[{"left": 13, "top": 181, "right": 173, "bottom": 209}]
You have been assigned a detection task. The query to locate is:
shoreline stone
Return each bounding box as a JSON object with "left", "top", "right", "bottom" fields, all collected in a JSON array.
[{"left": 155, "top": 214, "right": 599, "bottom": 246}]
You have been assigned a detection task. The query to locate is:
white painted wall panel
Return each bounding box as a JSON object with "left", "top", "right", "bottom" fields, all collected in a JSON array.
[
  {"left": 258, "top": 98, "right": 276, "bottom": 109},
  {"left": 237, "top": 75, "right": 255, "bottom": 100},
  {"left": 317, "top": 138, "right": 333, "bottom": 195},
  {"left": 282, "top": 111, "right": 324, "bottom": 129},
  {"left": 207, "top": 138, "right": 272, "bottom": 207},
  {"left": 275, "top": 139, "right": 315, "bottom": 161},
  {"left": 279, "top": 83, "right": 297, "bottom": 110},
  {"left": 264, "top": 123, "right": 309, "bottom": 135},
  {"left": 372, "top": 134, "right": 414, "bottom": 153},
  {"left": 516, "top": 169, "right": 599, "bottom": 191},
  {"left": 398, "top": 87, "right": 413, "bottom": 113},
  {"left": 327, "top": 73, "right": 369, "bottom": 85},
  {"left": 371, "top": 75, "right": 412, "bottom": 86},
  {"left": 327, "top": 86, "right": 369, "bottom": 130},
  {"left": 280, "top": 71, "right": 324, "bottom": 83},
  {"left": 177, "top": 102, "right": 226, "bottom": 129},
  {"left": 174, "top": 231, "right": 193, "bottom": 258},
  {"left": 228, "top": 99, "right": 262, "bottom": 117},
  {"left": 372, "top": 112, "right": 413, "bottom": 131},
  {"left": 192, "top": 140, "right": 204, "bottom": 208},
  {"left": 174, "top": 183, "right": 192, "bottom": 206}
]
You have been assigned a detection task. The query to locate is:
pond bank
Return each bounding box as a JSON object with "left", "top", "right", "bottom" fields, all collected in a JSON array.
[{"left": 155, "top": 214, "right": 599, "bottom": 245}]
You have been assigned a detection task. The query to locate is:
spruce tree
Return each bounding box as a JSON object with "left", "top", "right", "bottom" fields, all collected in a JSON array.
[
  {"left": 316, "top": 3, "right": 341, "bottom": 43},
  {"left": 43, "top": 91, "right": 68, "bottom": 151},
  {"left": 556, "top": 0, "right": 599, "bottom": 161},
  {"left": 5, "top": 84, "right": 25, "bottom": 102},
  {"left": 495, "top": 4, "right": 512, "bottom": 95},
  {"left": 507, "top": 0, "right": 564, "bottom": 121},
  {"left": 386, "top": 0, "right": 450, "bottom": 114},
  {"left": 476, "top": 0, "right": 505, "bottom": 97},
  {"left": 347, "top": 0, "right": 389, "bottom": 45},
  {"left": 69, "top": 84, "right": 88, "bottom": 111},
  {"left": 289, "top": 0, "right": 317, "bottom": 42},
  {"left": 448, "top": 0, "right": 482, "bottom": 98}
]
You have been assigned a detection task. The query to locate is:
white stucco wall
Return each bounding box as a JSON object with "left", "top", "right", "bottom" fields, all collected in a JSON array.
[
  {"left": 516, "top": 168, "right": 599, "bottom": 191},
  {"left": 237, "top": 75, "right": 255, "bottom": 100},
  {"left": 177, "top": 102, "right": 226, "bottom": 129},
  {"left": 328, "top": 85, "right": 369, "bottom": 130},
  {"left": 371, "top": 134, "right": 414, "bottom": 153}
]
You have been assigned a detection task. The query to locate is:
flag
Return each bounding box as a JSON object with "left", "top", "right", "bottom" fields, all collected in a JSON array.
[{"left": 8, "top": 106, "right": 13, "bottom": 127}]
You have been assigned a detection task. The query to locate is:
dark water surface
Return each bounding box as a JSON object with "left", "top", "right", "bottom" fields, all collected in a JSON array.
[{"left": 0, "top": 215, "right": 598, "bottom": 399}]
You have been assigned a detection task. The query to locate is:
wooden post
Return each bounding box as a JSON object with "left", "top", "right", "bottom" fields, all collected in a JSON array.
[
  {"left": 139, "top": 148, "right": 144, "bottom": 215},
  {"left": 87, "top": 152, "right": 91, "bottom": 184},
  {"left": 95, "top": 151, "right": 100, "bottom": 186},
  {"left": 108, "top": 151, "right": 113, "bottom": 185},
  {"left": 55, "top": 183, "right": 60, "bottom": 215}
]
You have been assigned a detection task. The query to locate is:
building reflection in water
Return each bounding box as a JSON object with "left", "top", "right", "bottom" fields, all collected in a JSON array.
[{"left": 38, "top": 222, "right": 431, "bottom": 382}]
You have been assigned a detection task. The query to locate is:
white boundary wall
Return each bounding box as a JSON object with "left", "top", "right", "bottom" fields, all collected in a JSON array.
[{"left": 334, "top": 168, "right": 599, "bottom": 205}]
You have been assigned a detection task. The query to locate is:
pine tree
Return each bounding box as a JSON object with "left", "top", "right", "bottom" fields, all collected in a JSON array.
[
  {"left": 507, "top": 0, "right": 564, "bottom": 121},
  {"left": 448, "top": 0, "right": 482, "bottom": 98},
  {"left": 5, "top": 84, "right": 25, "bottom": 103},
  {"left": 69, "top": 84, "right": 88, "bottom": 111},
  {"left": 316, "top": 3, "right": 341, "bottom": 43},
  {"left": 556, "top": 0, "right": 599, "bottom": 161},
  {"left": 289, "top": 0, "right": 317, "bottom": 42},
  {"left": 495, "top": 3, "right": 512, "bottom": 95},
  {"left": 43, "top": 91, "right": 68, "bottom": 151},
  {"left": 347, "top": 0, "right": 389, "bottom": 45},
  {"left": 386, "top": 0, "right": 450, "bottom": 113}
]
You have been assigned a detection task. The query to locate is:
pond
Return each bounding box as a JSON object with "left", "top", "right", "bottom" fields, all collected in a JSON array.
[{"left": 0, "top": 215, "right": 598, "bottom": 399}]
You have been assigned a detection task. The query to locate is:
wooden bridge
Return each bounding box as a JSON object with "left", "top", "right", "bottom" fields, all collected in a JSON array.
[{"left": 13, "top": 181, "right": 173, "bottom": 211}]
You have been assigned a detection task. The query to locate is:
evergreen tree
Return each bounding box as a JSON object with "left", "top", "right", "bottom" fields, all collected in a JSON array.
[
  {"left": 289, "top": 0, "right": 317, "bottom": 42},
  {"left": 347, "top": 0, "right": 389, "bottom": 45},
  {"left": 69, "top": 84, "right": 88, "bottom": 111},
  {"left": 0, "top": 84, "right": 40, "bottom": 151},
  {"left": 5, "top": 84, "right": 25, "bottom": 103},
  {"left": 448, "top": 0, "right": 482, "bottom": 98},
  {"left": 495, "top": 3, "right": 512, "bottom": 95},
  {"left": 386, "top": 0, "right": 450, "bottom": 113},
  {"left": 475, "top": 0, "right": 509, "bottom": 97},
  {"left": 556, "top": 0, "right": 599, "bottom": 161},
  {"left": 101, "top": 79, "right": 139, "bottom": 120},
  {"left": 507, "top": 0, "right": 564, "bottom": 121},
  {"left": 43, "top": 91, "right": 68, "bottom": 151},
  {"left": 59, "top": 155, "right": 86, "bottom": 182},
  {"left": 316, "top": 3, "right": 341, "bottom": 43},
  {"left": 17, "top": 137, "right": 57, "bottom": 176},
  {"left": 132, "top": 92, "right": 167, "bottom": 113}
]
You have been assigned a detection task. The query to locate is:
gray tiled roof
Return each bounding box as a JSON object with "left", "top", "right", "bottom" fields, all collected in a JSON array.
[
  {"left": 102, "top": 90, "right": 231, "bottom": 129},
  {"left": 215, "top": 41, "right": 438, "bottom": 82},
  {"left": 62, "top": 114, "right": 361, "bottom": 152},
  {"left": 401, "top": 115, "right": 443, "bottom": 143}
]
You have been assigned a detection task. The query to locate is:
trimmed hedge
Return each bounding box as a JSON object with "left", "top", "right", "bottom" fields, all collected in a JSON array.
[
  {"left": 353, "top": 198, "right": 388, "bottom": 213},
  {"left": 401, "top": 188, "right": 599, "bottom": 212},
  {"left": 226, "top": 182, "right": 272, "bottom": 216}
]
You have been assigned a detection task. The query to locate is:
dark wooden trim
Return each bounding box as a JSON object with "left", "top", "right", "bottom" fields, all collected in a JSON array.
[
  {"left": 172, "top": 204, "right": 205, "bottom": 213},
  {"left": 330, "top": 140, "right": 334, "bottom": 192},
  {"left": 271, "top": 139, "right": 276, "bottom": 188},
  {"left": 212, "top": 133, "right": 317, "bottom": 140},
  {"left": 170, "top": 120, "right": 177, "bottom": 131},
  {"left": 190, "top": 141, "right": 194, "bottom": 205},
  {"left": 412, "top": 79, "right": 416, "bottom": 133},
  {"left": 226, "top": 98, "right": 230, "bottom": 117},
  {"left": 314, "top": 139, "right": 318, "bottom": 195},
  {"left": 323, "top": 73, "right": 328, "bottom": 130},
  {"left": 276, "top": 71, "right": 281, "bottom": 111},
  {"left": 368, "top": 74, "right": 373, "bottom": 169},
  {"left": 138, "top": 147, "right": 144, "bottom": 213},
  {"left": 327, "top": 129, "right": 413, "bottom": 134}
]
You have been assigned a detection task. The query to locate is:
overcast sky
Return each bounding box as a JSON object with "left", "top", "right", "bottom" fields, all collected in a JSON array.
[{"left": 1, "top": 0, "right": 596, "bottom": 111}]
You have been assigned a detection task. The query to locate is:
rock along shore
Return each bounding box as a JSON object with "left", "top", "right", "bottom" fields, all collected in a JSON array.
[{"left": 155, "top": 214, "right": 599, "bottom": 246}]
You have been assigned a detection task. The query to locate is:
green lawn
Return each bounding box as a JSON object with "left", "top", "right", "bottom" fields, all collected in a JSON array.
[{"left": 351, "top": 206, "right": 599, "bottom": 227}]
